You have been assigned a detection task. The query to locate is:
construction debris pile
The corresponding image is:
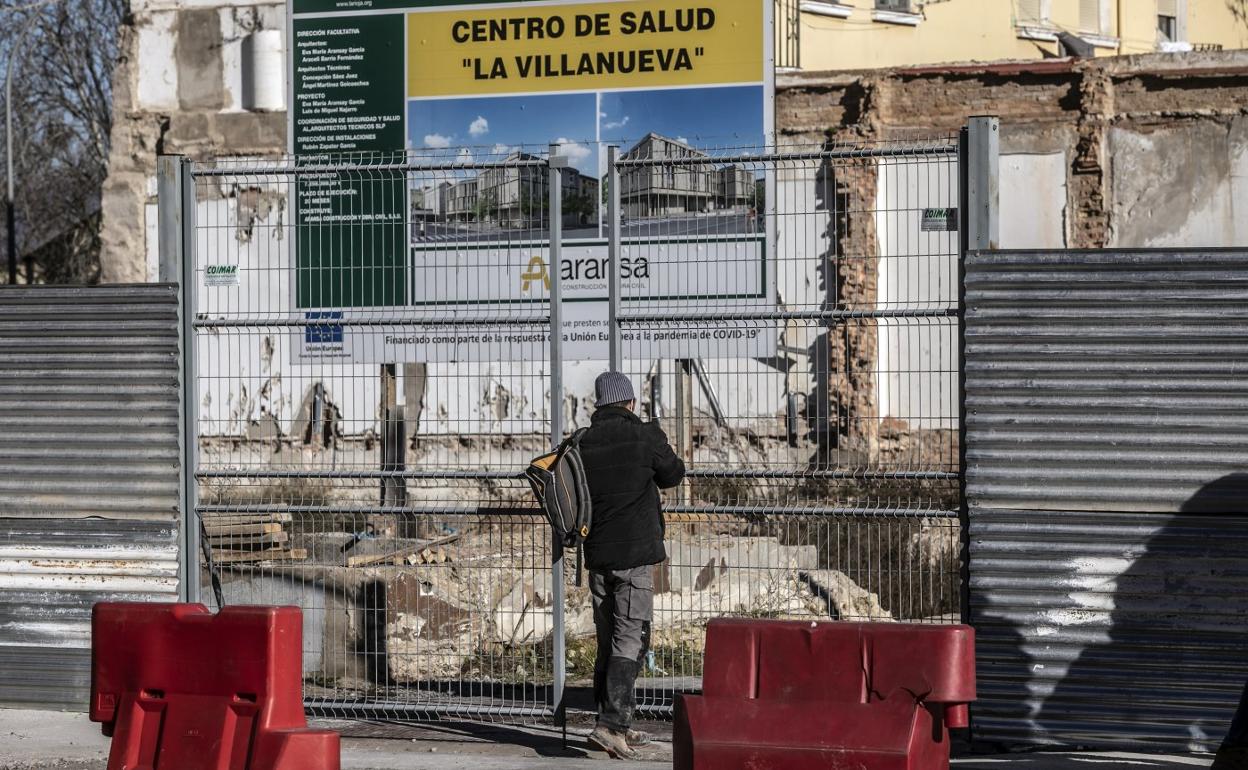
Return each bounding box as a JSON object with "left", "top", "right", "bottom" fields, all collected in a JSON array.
[{"left": 204, "top": 513, "right": 306, "bottom": 564}]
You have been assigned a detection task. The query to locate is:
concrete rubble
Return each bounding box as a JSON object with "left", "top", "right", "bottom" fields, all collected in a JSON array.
[
  {"left": 216, "top": 525, "right": 898, "bottom": 684},
  {"left": 378, "top": 533, "right": 894, "bottom": 683}
]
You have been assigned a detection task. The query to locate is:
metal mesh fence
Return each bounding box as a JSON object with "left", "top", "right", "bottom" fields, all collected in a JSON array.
[
  {"left": 181, "top": 135, "right": 963, "bottom": 723},
  {"left": 188, "top": 150, "right": 562, "bottom": 721},
  {"left": 608, "top": 139, "right": 962, "bottom": 713}
]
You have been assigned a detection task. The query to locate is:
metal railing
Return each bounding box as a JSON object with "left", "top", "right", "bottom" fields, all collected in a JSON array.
[{"left": 775, "top": 0, "right": 801, "bottom": 69}]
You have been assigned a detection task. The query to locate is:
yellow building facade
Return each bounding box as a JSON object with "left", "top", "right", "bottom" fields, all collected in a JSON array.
[{"left": 780, "top": 0, "right": 1248, "bottom": 71}]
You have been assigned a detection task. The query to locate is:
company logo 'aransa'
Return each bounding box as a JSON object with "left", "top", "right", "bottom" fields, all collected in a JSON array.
[
  {"left": 520, "top": 255, "right": 650, "bottom": 292},
  {"left": 520, "top": 256, "right": 550, "bottom": 291}
]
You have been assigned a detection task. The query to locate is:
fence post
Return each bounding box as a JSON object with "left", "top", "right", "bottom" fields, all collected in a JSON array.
[
  {"left": 958, "top": 116, "right": 997, "bottom": 631},
  {"left": 157, "top": 157, "right": 182, "bottom": 283},
  {"left": 607, "top": 145, "right": 622, "bottom": 373},
  {"left": 547, "top": 143, "right": 568, "bottom": 730},
  {"left": 162, "top": 156, "right": 201, "bottom": 604},
  {"left": 965, "top": 116, "right": 999, "bottom": 251}
]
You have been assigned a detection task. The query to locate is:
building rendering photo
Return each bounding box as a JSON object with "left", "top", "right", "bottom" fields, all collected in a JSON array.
[{"left": 619, "top": 133, "right": 757, "bottom": 219}]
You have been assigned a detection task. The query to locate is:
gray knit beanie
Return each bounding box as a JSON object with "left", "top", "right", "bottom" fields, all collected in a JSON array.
[{"left": 594, "top": 371, "right": 635, "bottom": 407}]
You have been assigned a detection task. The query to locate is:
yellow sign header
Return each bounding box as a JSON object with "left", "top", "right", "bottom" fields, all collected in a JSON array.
[{"left": 407, "top": 0, "right": 763, "bottom": 97}]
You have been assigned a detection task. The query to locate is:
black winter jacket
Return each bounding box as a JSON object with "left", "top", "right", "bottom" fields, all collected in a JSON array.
[{"left": 579, "top": 405, "right": 686, "bottom": 571}]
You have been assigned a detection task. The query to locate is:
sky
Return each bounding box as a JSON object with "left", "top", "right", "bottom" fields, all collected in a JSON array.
[
  {"left": 598, "top": 85, "right": 766, "bottom": 150},
  {"left": 408, "top": 85, "right": 767, "bottom": 177},
  {"left": 407, "top": 94, "right": 598, "bottom": 175}
]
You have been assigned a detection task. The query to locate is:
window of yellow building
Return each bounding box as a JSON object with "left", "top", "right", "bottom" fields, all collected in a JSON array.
[
  {"left": 1079, "top": 0, "right": 1111, "bottom": 36},
  {"left": 1016, "top": 0, "right": 1052, "bottom": 26}
]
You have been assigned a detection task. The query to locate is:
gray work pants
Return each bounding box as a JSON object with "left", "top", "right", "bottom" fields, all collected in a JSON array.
[{"left": 589, "top": 565, "right": 653, "bottom": 731}]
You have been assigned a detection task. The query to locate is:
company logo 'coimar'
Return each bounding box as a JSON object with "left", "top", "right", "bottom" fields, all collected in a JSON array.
[
  {"left": 206, "top": 265, "right": 238, "bottom": 277},
  {"left": 520, "top": 255, "right": 651, "bottom": 291}
]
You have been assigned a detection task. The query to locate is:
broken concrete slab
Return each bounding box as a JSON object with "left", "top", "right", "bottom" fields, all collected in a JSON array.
[{"left": 802, "top": 569, "right": 894, "bottom": 621}]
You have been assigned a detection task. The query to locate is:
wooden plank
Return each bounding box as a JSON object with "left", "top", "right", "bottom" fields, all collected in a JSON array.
[
  {"left": 406, "top": 546, "right": 451, "bottom": 565},
  {"left": 207, "top": 531, "right": 289, "bottom": 548},
  {"left": 346, "top": 533, "right": 461, "bottom": 568},
  {"left": 200, "top": 512, "right": 294, "bottom": 526},
  {"left": 212, "top": 547, "right": 307, "bottom": 564},
  {"left": 347, "top": 544, "right": 422, "bottom": 568},
  {"left": 423, "top": 533, "right": 461, "bottom": 548},
  {"left": 203, "top": 522, "right": 284, "bottom": 537}
]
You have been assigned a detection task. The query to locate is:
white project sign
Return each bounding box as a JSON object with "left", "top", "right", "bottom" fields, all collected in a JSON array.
[{"left": 297, "top": 237, "right": 775, "bottom": 363}]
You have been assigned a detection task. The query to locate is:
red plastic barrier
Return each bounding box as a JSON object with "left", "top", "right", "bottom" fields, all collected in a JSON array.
[
  {"left": 90, "top": 603, "right": 339, "bottom": 770},
  {"left": 674, "top": 619, "right": 975, "bottom": 770}
]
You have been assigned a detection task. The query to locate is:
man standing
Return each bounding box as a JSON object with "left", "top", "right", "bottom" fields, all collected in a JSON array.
[{"left": 580, "top": 371, "right": 685, "bottom": 759}]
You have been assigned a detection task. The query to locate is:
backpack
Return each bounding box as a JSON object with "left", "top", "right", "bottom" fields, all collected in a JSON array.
[{"left": 525, "top": 427, "right": 593, "bottom": 552}]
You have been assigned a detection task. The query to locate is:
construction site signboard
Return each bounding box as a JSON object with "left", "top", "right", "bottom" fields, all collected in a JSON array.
[{"left": 290, "top": 0, "right": 774, "bottom": 362}]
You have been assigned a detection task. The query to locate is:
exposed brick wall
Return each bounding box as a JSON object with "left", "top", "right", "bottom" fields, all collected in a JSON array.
[
  {"left": 826, "top": 162, "right": 879, "bottom": 454},
  {"left": 777, "top": 51, "right": 1248, "bottom": 249},
  {"left": 778, "top": 50, "right": 1248, "bottom": 475}
]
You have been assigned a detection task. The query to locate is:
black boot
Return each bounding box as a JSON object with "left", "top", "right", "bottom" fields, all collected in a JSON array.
[
  {"left": 591, "top": 656, "right": 643, "bottom": 760},
  {"left": 593, "top": 648, "right": 609, "bottom": 723},
  {"left": 600, "top": 656, "right": 641, "bottom": 733}
]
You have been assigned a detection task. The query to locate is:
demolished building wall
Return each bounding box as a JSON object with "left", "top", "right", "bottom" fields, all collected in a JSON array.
[
  {"left": 777, "top": 50, "right": 1248, "bottom": 249},
  {"left": 98, "top": 32, "right": 1248, "bottom": 450},
  {"left": 100, "top": 0, "right": 285, "bottom": 283},
  {"left": 101, "top": 11, "right": 1248, "bottom": 289},
  {"left": 97, "top": 25, "right": 1248, "bottom": 456}
]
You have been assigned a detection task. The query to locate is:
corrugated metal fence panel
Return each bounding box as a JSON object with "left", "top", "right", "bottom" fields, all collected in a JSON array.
[
  {"left": 0, "top": 284, "right": 181, "bottom": 711},
  {"left": 0, "top": 519, "right": 179, "bottom": 710},
  {"left": 0, "top": 285, "right": 181, "bottom": 520},
  {"left": 965, "top": 249, "right": 1248, "bottom": 513},
  {"left": 965, "top": 249, "right": 1248, "bottom": 751},
  {"left": 971, "top": 508, "right": 1248, "bottom": 750}
]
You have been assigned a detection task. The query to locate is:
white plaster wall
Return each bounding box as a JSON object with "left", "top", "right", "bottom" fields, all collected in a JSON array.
[
  {"left": 133, "top": 1, "right": 284, "bottom": 113},
  {"left": 144, "top": 175, "right": 160, "bottom": 282},
  {"left": 144, "top": 202, "right": 160, "bottom": 282},
  {"left": 872, "top": 151, "right": 1065, "bottom": 429},
  {"left": 773, "top": 162, "right": 827, "bottom": 406},
  {"left": 221, "top": 11, "right": 245, "bottom": 113},
  {"left": 1108, "top": 123, "right": 1238, "bottom": 248},
  {"left": 221, "top": 5, "right": 287, "bottom": 113},
  {"left": 1231, "top": 117, "right": 1248, "bottom": 247},
  {"left": 1000, "top": 152, "right": 1068, "bottom": 249},
  {"left": 136, "top": 11, "right": 179, "bottom": 111},
  {"left": 193, "top": 196, "right": 330, "bottom": 436},
  {"left": 874, "top": 159, "right": 959, "bottom": 429}
]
